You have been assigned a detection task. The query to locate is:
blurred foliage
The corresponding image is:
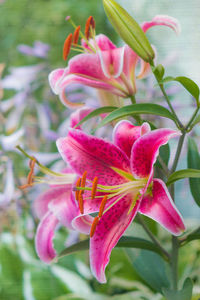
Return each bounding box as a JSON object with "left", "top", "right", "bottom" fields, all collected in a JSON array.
[{"left": 0, "top": 0, "right": 117, "bottom": 68}]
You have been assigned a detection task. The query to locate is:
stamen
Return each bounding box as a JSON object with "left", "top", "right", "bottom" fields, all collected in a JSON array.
[
  {"left": 81, "top": 171, "right": 87, "bottom": 190},
  {"left": 27, "top": 157, "right": 37, "bottom": 184},
  {"left": 91, "top": 176, "right": 98, "bottom": 200},
  {"left": 18, "top": 157, "right": 37, "bottom": 190},
  {"left": 75, "top": 177, "right": 82, "bottom": 201},
  {"left": 98, "top": 195, "right": 107, "bottom": 218},
  {"left": 63, "top": 33, "right": 73, "bottom": 61},
  {"left": 90, "top": 216, "right": 99, "bottom": 237},
  {"left": 73, "top": 25, "right": 81, "bottom": 44},
  {"left": 85, "top": 16, "right": 95, "bottom": 39},
  {"left": 78, "top": 191, "right": 84, "bottom": 214},
  {"left": 18, "top": 184, "right": 31, "bottom": 190}
]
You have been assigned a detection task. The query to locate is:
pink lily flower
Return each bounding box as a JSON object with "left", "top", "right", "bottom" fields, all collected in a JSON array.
[
  {"left": 49, "top": 15, "right": 180, "bottom": 108},
  {"left": 56, "top": 120, "right": 185, "bottom": 283}
]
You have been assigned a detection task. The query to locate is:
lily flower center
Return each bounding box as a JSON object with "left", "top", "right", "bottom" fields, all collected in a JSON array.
[{"left": 75, "top": 170, "right": 148, "bottom": 236}]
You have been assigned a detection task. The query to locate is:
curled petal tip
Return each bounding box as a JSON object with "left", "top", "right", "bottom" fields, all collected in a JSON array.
[{"left": 142, "top": 14, "right": 181, "bottom": 35}]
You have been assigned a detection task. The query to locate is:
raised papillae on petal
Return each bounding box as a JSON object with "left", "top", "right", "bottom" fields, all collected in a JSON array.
[
  {"left": 113, "top": 120, "right": 151, "bottom": 158},
  {"left": 56, "top": 129, "right": 130, "bottom": 185},
  {"left": 131, "top": 128, "right": 180, "bottom": 180},
  {"left": 139, "top": 179, "right": 185, "bottom": 235}
]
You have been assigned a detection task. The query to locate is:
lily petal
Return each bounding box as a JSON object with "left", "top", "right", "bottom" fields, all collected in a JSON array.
[
  {"left": 35, "top": 211, "right": 58, "bottom": 263},
  {"left": 48, "top": 68, "right": 65, "bottom": 94},
  {"left": 142, "top": 15, "right": 181, "bottom": 35},
  {"left": 90, "top": 195, "right": 140, "bottom": 283},
  {"left": 113, "top": 120, "right": 151, "bottom": 158},
  {"left": 95, "top": 34, "right": 117, "bottom": 50},
  {"left": 139, "top": 179, "right": 185, "bottom": 235},
  {"left": 98, "top": 47, "right": 125, "bottom": 78},
  {"left": 70, "top": 107, "right": 94, "bottom": 129},
  {"left": 48, "top": 189, "right": 78, "bottom": 230},
  {"left": 56, "top": 129, "right": 130, "bottom": 184},
  {"left": 131, "top": 128, "right": 180, "bottom": 181}
]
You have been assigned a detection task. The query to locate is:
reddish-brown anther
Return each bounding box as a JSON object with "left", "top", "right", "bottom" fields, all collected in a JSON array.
[
  {"left": 85, "top": 16, "right": 95, "bottom": 40},
  {"left": 78, "top": 192, "right": 84, "bottom": 214},
  {"left": 63, "top": 33, "right": 73, "bottom": 61},
  {"left": 73, "top": 25, "right": 81, "bottom": 44},
  {"left": 90, "top": 216, "right": 99, "bottom": 237},
  {"left": 98, "top": 195, "right": 108, "bottom": 218}
]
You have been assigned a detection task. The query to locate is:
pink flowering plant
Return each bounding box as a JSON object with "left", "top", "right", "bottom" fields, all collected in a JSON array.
[{"left": 16, "top": 0, "right": 200, "bottom": 298}]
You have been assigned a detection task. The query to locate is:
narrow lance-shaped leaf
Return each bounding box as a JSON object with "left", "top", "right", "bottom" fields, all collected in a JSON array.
[
  {"left": 103, "top": 0, "right": 154, "bottom": 62},
  {"left": 160, "top": 76, "right": 200, "bottom": 102},
  {"left": 74, "top": 106, "right": 117, "bottom": 128},
  {"left": 93, "top": 103, "right": 176, "bottom": 132},
  {"left": 126, "top": 249, "right": 170, "bottom": 293},
  {"left": 57, "top": 236, "right": 164, "bottom": 259},
  {"left": 167, "top": 168, "right": 200, "bottom": 186},
  {"left": 184, "top": 226, "right": 200, "bottom": 243},
  {"left": 187, "top": 137, "right": 200, "bottom": 206}
]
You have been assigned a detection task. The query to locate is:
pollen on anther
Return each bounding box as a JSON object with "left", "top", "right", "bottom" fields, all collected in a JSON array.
[
  {"left": 75, "top": 177, "right": 82, "bottom": 201},
  {"left": 18, "top": 183, "right": 32, "bottom": 190},
  {"left": 90, "top": 216, "right": 99, "bottom": 237},
  {"left": 98, "top": 195, "right": 108, "bottom": 218},
  {"left": 63, "top": 33, "right": 73, "bottom": 61},
  {"left": 27, "top": 157, "right": 37, "bottom": 184},
  {"left": 78, "top": 192, "right": 84, "bottom": 214},
  {"left": 73, "top": 25, "right": 81, "bottom": 44},
  {"left": 85, "top": 16, "right": 95, "bottom": 40},
  {"left": 81, "top": 171, "right": 87, "bottom": 192},
  {"left": 91, "top": 177, "right": 98, "bottom": 200}
]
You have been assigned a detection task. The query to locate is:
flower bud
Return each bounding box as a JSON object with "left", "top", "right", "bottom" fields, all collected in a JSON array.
[{"left": 103, "top": 0, "right": 155, "bottom": 62}]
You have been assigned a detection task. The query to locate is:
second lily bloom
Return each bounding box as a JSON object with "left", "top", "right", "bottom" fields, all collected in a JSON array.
[{"left": 49, "top": 15, "right": 180, "bottom": 108}]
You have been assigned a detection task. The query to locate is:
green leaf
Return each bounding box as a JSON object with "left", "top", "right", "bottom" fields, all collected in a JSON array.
[
  {"left": 58, "top": 240, "right": 89, "bottom": 258},
  {"left": 74, "top": 106, "right": 117, "bottom": 128},
  {"left": 167, "top": 168, "right": 200, "bottom": 186},
  {"left": 162, "top": 278, "right": 193, "bottom": 300},
  {"left": 187, "top": 137, "right": 200, "bottom": 206},
  {"left": 160, "top": 76, "right": 200, "bottom": 101},
  {"left": 93, "top": 103, "right": 176, "bottom": 131},
  {"left": 175, "top": 76, "right": 199, "bottom": 101},
  {"left": 58, "top": 236, "right": 163, "bottom": 259},
  {"left": 161, "top": 144, "right": 170, "bottom": 166},
  {"left": 126, "top": 249, "right": 170, "bottom": 293},
  {"left": 185, "top": 226, "right": 200, "bottom": 243}
]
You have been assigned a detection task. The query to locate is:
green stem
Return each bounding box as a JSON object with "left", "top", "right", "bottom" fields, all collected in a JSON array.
[
  {"left": 185, "top": 106, "right": 200, "bottom": 131},
  {"left": 170, "top": 132, "right": 186, "bottom": 174},
  {"left": 129, "top": 95, "right": 142, "bottom": 125},
  {"left": 130, "top": 94, "right": 136, "bottom": 104},
  {"left": 150, "top": 63, "right": 183, "bottom": 129},
  {"left": 171, "top": 236, "right": 179, "bottom": 291},
  {"left": 137, "top": 215, "right": 170, "bottom": 260}
]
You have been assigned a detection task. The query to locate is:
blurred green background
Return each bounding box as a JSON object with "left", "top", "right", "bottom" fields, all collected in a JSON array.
[{"left": 1, "top": 0, "right": 200, "bottom": 299}]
